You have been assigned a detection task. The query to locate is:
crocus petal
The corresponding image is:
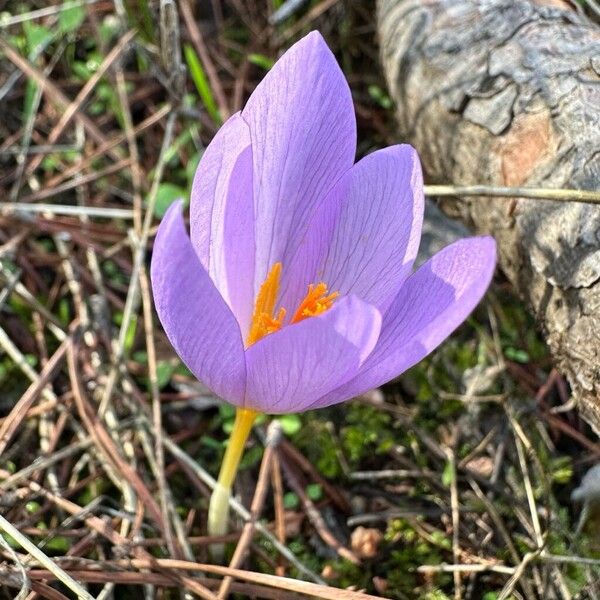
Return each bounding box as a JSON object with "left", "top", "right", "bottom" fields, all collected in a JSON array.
[
  {"left": 311, "top": 236, "right": 497, "bottom": 408},
  {"left": 244, "top": 296, "right": 381, "bottom": 413},
  {"left": 279, "top": 145, "right": 423, "bottom": 314},
  {"left": 151, "top": 201, "right": 246, "bottom": 404},
  {"left": 241, "top": 31, "right": 356, "bottom": 292},
  {"left": 189, "top": 113, "right": 255, "bottom": 333}
]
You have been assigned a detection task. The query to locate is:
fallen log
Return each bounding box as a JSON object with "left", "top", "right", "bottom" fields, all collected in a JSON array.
[{"left": 377, "top": 0, "right": 600, "bottom": 432}]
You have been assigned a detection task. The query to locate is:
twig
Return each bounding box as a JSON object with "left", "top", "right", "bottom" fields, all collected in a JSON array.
[
  {"left": 1, "top": 203, "right": 134, "bottom": 220},
  {"left": 417, "top": 563, "right": 515, "bottom": 575},
  {"left": 350, "top": 468, "right": 435, "bottom": 480},
  {"left": 0, "top": 265, "right": 67, "bottom": 337},
  {"left": 269, "top": 0, "right": 310, "bottom": 24},
  {"left": 2, "top": 566, "right": 356, "bottom": 600},
  {"left": 0, "top": 531, "right": 30, "bottom": 599},
  {"left": 510, "top": 414, "right": 545, "bottom": 549},
  {"left": 0, "top": 143, "right": 82, "bottom": 155},
  {"left": 584, "top": 0, "right": 600, "bottom": 20},
  {"left": 164, "top": 562, "right": 381, "bottom": 600},
  {"left": 19, "top": 158, "right": 132, "bottom": 203},
  {"left": 0, "top": 326, "right": 58, "bottom": 404},
  {"left": 445, "top": 444, "right": 462, "bottom": 600},
  {"left": 424, "top": 184, "right": 600, "bottom": 205},
  {"left": 271, "top": 450, "right": 287, "bottom": 577},
  {"left": 32, "top": 558, "right": 381, "bottom": 600},
  {"left": 498, "top": 551, "right": 541, "bottom": 600},
  {"left": 540, "top": 552, "right": 600, "bottom": 568},
  {"left": 0, "top": 0, "right": 102, "bottom": 27},
  {"left": 276, "top": 0, "right": 340, "bottom": 43},
  {"left": 0, "top": 336, "right": 70, "bottom": 456},
  {"left": 0, "top": 514, "right": 96, "bottom": 600},
  {"left": 280, "top": 454, "right": 360, "bottom": 564},
  {"left": 0, "top": 436, "right": 95, "bottom": 490}
]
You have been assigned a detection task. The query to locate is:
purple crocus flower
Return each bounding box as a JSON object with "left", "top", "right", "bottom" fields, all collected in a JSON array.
[{"left": 150, "top": 31, "right": 496, "bottom": 416}]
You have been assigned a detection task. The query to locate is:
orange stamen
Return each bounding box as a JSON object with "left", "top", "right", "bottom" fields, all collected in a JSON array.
[
  {"left": 246, "top": 263, "right": 286, "bottom": 347},
  {"left": 291, "top": 282, "right": 339, "bottom": 324},
  {"left": 246, "top": 264, "right": 339, "bottom": 347}
]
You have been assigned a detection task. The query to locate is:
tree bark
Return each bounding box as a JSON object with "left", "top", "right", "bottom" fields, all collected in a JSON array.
[{"left": 377, "top": 0, "right": 600, "bottom": 433}]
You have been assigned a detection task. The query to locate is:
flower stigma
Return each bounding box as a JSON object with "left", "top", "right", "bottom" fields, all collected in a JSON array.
[{"left": 245, "top": 262, "right": 339, "bottom": 347}]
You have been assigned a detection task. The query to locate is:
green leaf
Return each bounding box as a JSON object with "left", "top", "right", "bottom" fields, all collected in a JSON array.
[
  {"left": 186, "top": 153, "right": 202, "bottom": 188},
  {"left": 44, "top": 535, "right": 71, "bottom": 552},
  {"left": 72, "top": 61, "right": 92, "bottom": 80},
  {"left": 306, "top": 483, "right": 322, "bottom": 501},
  {"left": 124, "top": 0, "right": 154, "bottom": 42},
  {"left": 441, "top": 461, "right": 455, "bottom": 487},
  {"left": 248, "top": 53, "right": 274, "bottom": 70},
  {"left": 550, "top": 456, "right": 573, "bottom": 484},
  {"left": 99, "top": 16, "right": 119, "bottom": 45},
  {"left": 124, "top": 314, "right": 138, "bottom": 354},
  {"left": 504, "top": 347, "right": 529, "bottom": 363},
  {"left": 132, "top": 350, "right": 147, "bottom": 363},
  {"left": 367, "top": 84, "right": 393, "bottom": 110},
  {"left": 164, "top": 127, "right": 197, "bottom": 165},
  {"left": 156, "top": 361, "right": 175, "bottom": 390},
  {"left": 26, "top": 501, "right": 41, "bottom": 513},
  {"left": 58, "top": 2, "right": 85, "bottom": 34},
  {"left": 283, "top": 492, "right": 299, "bottom": 509},
  {"left": 240, "top": 445, "right": 263, "bottom": 469},
  {"left": 219, "top": 404, "right": 236, "bottom": 420},
  {"left": 23, "top": 79, "right": 38, "bottom": 122},
  {"left": 201, "top": 436, "right": 222, "bottom": 451},
  {"left": 278, "top": 413, "right": 302, "bottom": 436},
  {"left": 184, "top": 43, "right": 221, "bottom": 125},
  {"left": 153, "top": 183, "right": 185, "bottom": 218},
  {"left": 23, "top": 23, "right": 53, "bottom": 56}
]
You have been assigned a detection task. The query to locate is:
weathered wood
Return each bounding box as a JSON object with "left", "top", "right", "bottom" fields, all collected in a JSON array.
[{"left": 377, "top": 0, "right": 600, "bottom": 432}]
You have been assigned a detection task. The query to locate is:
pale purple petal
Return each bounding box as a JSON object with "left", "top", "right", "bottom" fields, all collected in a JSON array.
[
  {"left": 244, "top": 296, "right": 381, "bottom": 413},
  {"left": 189, "top": 113, "right": 255, "bottom": 333},
  {"left": 312, "top": 236, "right": 497, "bottom": 408},
  {"left": 277, "top": 174, "right": 348, "bottom": 314},
  {"left": 279, "top": 145, "right": 423, "bottom": 314},
  {"left": 151, "top": 201, "right": 246, "bottom": 404},
  {"left": 241, "top": 31, "right": 356, "bottom": 293},
  {"left": 220, "top": 146, "right": 255, "bottom": 334}
]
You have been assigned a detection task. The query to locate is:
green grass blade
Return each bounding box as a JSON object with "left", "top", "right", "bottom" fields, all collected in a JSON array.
[{"left": 184, "top": 43, "right": 221, "bottom": 125}]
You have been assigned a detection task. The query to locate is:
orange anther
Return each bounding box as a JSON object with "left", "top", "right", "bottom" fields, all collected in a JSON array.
[
  {"left": 246, "top": 263, "right": 285, "bottom": 347},
  {"left": 246, "top": 264, "right": 338, "bottom": 347},
  {"left": 291, "top": 282, "right": 339, "bottom": 324}
]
